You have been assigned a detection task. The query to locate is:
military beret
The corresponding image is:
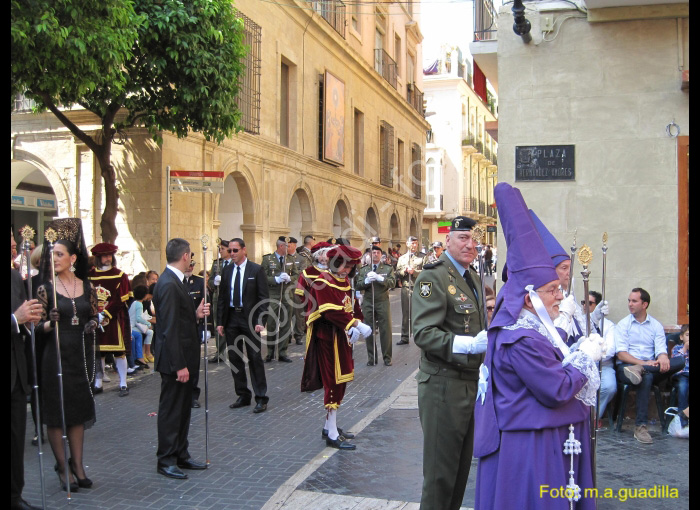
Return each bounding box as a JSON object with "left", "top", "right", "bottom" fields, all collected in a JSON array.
[
  {"left": 328, "top": 237, "right": 350, "bottom": 246},
  {"left": 288, "top": 237, "right": 298, "bottom": 244},
  {"left": 450, "top": 216, "right": 476, "bottom": 231},
  {"left": 406, "top": 236, "right": 418, "bottom": 242},
  {"left": 370, "top": 245, "right": 383, "bottom": 252},
  {"left": 91, "top": 242, "right": 118, "bottom": 255},
  {"left": 432, "top": 241, "right": 444, "bottom": 248},
  {"left": 278, "top": 236, "right": 290, "bottom": 243}
]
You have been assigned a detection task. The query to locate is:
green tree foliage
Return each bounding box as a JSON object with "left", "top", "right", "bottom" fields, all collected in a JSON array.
[{"left": 12, "top": 0, "right": 247, "bottom": 243}]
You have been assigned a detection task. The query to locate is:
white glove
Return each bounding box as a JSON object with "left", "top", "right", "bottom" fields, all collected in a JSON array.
[
  {"left": 356, "top": 292, "right": 363, "bottom": 306},
  {"left": 558, "top": 294, "right": 576, "bottom": 320},
  {"left": 591, "top": 300, "right": 609, "bottom": 324},
  {"left": 213, "top": 275, "right": 221, "bottom": 286},
  {"left": 355, "top": 321, "right": 372, "bottom": 338},
  {"left": 577, "top": 333, "right": 605, "bottom": 362},
  {"left": 374, "top": 273, "right": 385, "bottom": 282},
  {"left": 347, "top": 327, "right": 361, "bottom": 344},
  {"left": 365, "top": 271, "right": 378, "bottom": 284},
  {"left": 453, "top": 330, "right": 488, "bottom": 355},
  {"left": 275, "top": 272, "right": 291, "bottom": 284}
]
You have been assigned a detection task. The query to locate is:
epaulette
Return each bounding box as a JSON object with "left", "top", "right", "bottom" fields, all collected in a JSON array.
[{"left": 423, "top": 260, "right": 444, "bottom": 269}]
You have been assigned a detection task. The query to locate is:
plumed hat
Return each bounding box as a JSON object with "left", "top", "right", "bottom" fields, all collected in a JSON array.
[
  {"left": 490, "top": 183, "right": 558, "bottom": 328},
  {"left": 528, "top": 210, "right": 569, "bottom": 268}
]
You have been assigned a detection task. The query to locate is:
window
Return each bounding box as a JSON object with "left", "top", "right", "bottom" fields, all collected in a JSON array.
[
  {"left": 280, "top": 62, "right": 290, "bottom": 147},
  {"left": 394, "top": 34, "right": 402, "bottom": 76},
  {"left": 397, "top": 139, "right": 405, "bottom": 191},
  {"left": 426, "top": 158, "right": 440, "bottom": 210},
  {"left": 354, "top": 109, "right": 364, "bottom": 175},
  {"left": 236, "top": 11, "right": 261, "bottom": 135},
  {"left": 411, "top": 143, "right": 422, "bottom": 200},
  {"left": 380, "top": 121, "right": 394, "bottom": 187}
]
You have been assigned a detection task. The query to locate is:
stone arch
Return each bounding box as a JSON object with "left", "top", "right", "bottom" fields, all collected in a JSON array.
[
  {"left": 364, "top": 204, "right": 380, "bottom": 241},
  {"left": 287, "top": 182, "right": 315, "bottom": 241},
  {"left": 409, "top": 215, "right": 419, "bottom": 238},
  {"left": 217, "top": 160, "right": 258, "bottom": 240},
  {"left": 390, "top": 211, "right": 401, "bottom": 243},
  {"left": 12, "top": 150, "right": 71, "bottom": 217},
  {"left": 331, "top": 194, "right": 353, "bottom": 239}
]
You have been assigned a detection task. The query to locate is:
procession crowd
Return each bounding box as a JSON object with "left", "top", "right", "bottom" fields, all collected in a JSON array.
[{"left": 11, "top": 190, "right": 688, "bottom": 509}]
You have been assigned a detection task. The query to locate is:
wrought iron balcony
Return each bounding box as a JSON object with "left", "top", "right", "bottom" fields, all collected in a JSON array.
[
  {"left": 310, "top": 0, "right": 346, "bottom": 38},
  {"left": 375, "top": 49, "right": 398, "bottom": 89},
  {"left": 407, "top": 83, "right": 424, "bottom": 116}
]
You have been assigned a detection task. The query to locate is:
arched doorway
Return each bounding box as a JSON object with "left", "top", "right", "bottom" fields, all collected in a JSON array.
[
  {"left": 218, "top": 171, "right": 256, "bottom": 242},
  {"left": 409, "top": 216, "right": 418, "bottom": 238},
  {"left": 332, "top": 199, "right": 351, "bottom": 238},
  {"left": 364, "top": 206, "right": 379, "bottom": 241},
  {"left": 288, "top": 188, "right": 313, "bottom": 241},
  {"left": 390, "top": 213, "right": 400, "bottom": 245},
  {"left": 11, "top": 162, "right": 59, "bottom": 248}
]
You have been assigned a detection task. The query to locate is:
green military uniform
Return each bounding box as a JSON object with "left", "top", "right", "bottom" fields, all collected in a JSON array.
[
  {"left": 412, "top": 251, "right": 485, "bottom": 510},
  {"left": 208, "top": 257, "right": 232, "bottom": 357},
  {"left": 354, "top": 261, "right": 396, "bottom": 365},
  {"left": 293, "top": 248, "right": 313, "bottom": 344},
  {"left": 261, "top": 251, "right": 299, "bottom": 360},
  {"left": 396, "top": 250, "right": 425, "bottom": 343}
]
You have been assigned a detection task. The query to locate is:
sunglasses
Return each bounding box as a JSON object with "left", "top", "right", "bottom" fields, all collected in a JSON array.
[
  {"left": 486, "top": 306, "right": 495, "bottom": 312},
  {"left": 229, "top": 248, "right": 240, "bottom": 253},
  {"left": 581, "top": 300, "right": 596, "bottom": 306}
]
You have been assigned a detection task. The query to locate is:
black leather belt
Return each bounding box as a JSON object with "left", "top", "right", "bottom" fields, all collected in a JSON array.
[{"left": 231, "top": 307, "right": 243, "bottom": 313}]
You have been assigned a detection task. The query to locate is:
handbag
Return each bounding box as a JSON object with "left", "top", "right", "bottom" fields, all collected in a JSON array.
[
  {"left": 136, "top": 323, "right": 149, "bottom": 335},
  {"left": 665, "top": 407, "right": 689, "bottom": 439}
]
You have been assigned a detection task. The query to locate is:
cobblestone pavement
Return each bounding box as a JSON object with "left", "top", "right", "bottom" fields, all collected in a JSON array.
[{"left": 21, "top": 287, "right": 689, "bottom": 509}]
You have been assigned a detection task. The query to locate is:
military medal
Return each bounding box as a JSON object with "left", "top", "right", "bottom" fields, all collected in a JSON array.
[
  {"left": 459, "top": 293, "right": 468, "bottom": 302},
  {"left": 448, "top": 285, "right": 457, "bottom": 295}
]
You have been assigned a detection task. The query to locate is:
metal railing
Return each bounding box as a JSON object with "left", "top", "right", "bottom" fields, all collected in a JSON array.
[
  {"left": 311, "top": 0, "right": 346, "bottom": 38},
  {"left": 407, "top": 83, "right": 424, "bottom": 116},
  {"left": 375, "top": 49, "right": 398, "bottom": 89},
  {"left": 235, "top": 11, "right": 262, "bottom": 134},
  {"left": 474, "top": 0, "right": 497, "bottom": 41},
  {"left": 13, "top": 94, "right": 36, "bottom": 112}
]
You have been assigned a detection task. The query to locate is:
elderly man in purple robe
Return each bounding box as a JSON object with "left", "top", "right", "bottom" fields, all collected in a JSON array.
[{"left": 473, "top": 183, "right": 605, "bottom": 510}]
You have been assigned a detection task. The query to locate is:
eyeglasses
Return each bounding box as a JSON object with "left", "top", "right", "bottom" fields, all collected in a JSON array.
[
  {"left": 537, "top": 287, "right": 563, "bottom": 298},
  {"left": 229, "top": 248, "right": 240, "bottom": 253},
  {"left": 581, "top": 300, "right": 596, "bottom": 307},
  {"left": 486, "top": 306, "right": 495, "bottom": 312}
]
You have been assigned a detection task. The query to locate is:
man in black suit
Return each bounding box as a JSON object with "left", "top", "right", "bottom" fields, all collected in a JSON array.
[
  {"left": 183, "top": 256, "right": 205, "bottom": 408},
  {"left": 11, "top": 229, "right": 42, "bottom": 510},
  {"left": 153, "top": 238, "right": 210, "bottom": 480},
  {"left": 216, "top": 238, "right": 270, "bottom": 413}
]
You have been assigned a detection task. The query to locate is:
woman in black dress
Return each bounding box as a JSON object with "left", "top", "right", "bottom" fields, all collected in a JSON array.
[{"left": 37, "top": 218, "right": 98, "bottom": 492}]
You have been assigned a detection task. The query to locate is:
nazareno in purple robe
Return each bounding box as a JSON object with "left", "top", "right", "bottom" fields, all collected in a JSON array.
[{"left": 474, "top": 317, "right": 596, "bottom": 510}]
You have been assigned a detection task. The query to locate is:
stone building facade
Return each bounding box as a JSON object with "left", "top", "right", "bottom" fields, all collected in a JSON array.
[{"left": 11, "top": 0, "right": 430, "bottom": 272}]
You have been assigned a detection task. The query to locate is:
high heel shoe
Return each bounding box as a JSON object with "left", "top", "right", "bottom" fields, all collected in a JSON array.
[
  {"left": 69, "top": 458, "right": 93, "bottom": 488},
  {"left": 54, "top": 463, "right": 79, "bottom": 492}
]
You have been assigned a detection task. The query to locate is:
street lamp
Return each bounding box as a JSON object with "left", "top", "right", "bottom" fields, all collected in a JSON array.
[{"left": 512, "top": 0, "right": 532, "bottom": 44}]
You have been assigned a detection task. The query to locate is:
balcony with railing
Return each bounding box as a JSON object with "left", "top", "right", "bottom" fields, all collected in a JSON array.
[
  {"left": 310, "top": 0, "right": 346, "bottom": 38},
  {"left": 474, "top": 0, "right": 497, "bottom": 42},
  {"left": 407, "top": 83, "right": 424, "bottom": 116},
  {"left": 375, "top": 49, "right": 398, "bottom": 89},
  {"left": 14, "top": 94, "right": 36, "bottom": 112}
]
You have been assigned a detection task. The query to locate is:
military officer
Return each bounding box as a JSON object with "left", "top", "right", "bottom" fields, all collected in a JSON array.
[
  {"left": 207, "top": 239, "right": 231, "bottom": 362},
  {"left": 293, "top": 235, "right": 315, "bottom": 345},
  {"left": 395, "top": 236, "right": 425, "bottom": 345},
  {"left": 183, "top": 256, "right": 206, "bottom": 408},
  {"left": 426, "top": 241, "right": 444, "bottom": 264},
  {"left": 360, "top": 236, "right": 386, "bottom": 266},
  {"left": 354, "top": 245, "right": 396, "bottom": 366},
  {"left": 261, "top": 236, "right": 299, "bottom": 362},
  {"left": 412, "top": 216, "right": 487, "bottom": 510}
]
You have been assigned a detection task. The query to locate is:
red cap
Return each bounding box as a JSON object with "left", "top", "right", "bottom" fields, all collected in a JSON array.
[
  {"left": 91, "top": 242, "right": 118, "bottom": 255},
  {"left": 310, "top": 241, "right": 332, "bottom": 254},
  {"left": 326, "top": 244, "right": 362, "bottom": 265}
]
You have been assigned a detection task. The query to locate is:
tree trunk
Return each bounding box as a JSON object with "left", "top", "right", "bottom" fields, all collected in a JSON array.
[{"left": 97, "top": 133, "right": 120, "bottom": 244}]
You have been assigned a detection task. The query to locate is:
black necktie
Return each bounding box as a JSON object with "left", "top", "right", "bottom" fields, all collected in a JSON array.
[
  {"left": 233, "top": 265, "right": 241, "bottom": 307},
  {"left": 373, "top": 264, "right": 377, "bottom": 272},
  {"left": 223, "top": 260, "right": 229, "bottom": 268},
  {"left": 463, "top": 270, "right": 478, "bottom": 299}
]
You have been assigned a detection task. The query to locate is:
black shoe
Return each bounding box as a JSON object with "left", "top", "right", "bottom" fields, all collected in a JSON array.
[
  {"left": 367, "top": 361, "right": 375, "bottom": 366},
  {"left": 322, "top": 428, "right": 355, "bottom": 440},
  {"left": 11, "top": 498, "right": 42, "bottom": 510},
  {"left": 192, "top": 399, "right": 201, "bottom": 408},
  {"left": 92, "top": 386, "right": 103, "bottom": 395},
  {"left": 264, "top": 355, "right": 274, "bottom": 362},
  {"left": 396, "top": 339, "right": 409, "bottom": 345},
  {"left": 253, "top": 402, "right": 267, "bottom": 413},
  {"left": 31, "top": 434, "right": 45, "bottom": 446},
  {"left": 135, "top": 359, "right": 150, "bottom": 369},
  {"left": 119, "top": 386, "right": 129, "bottom": 397},
  {"left": 325, "top": 436, "right": 356, "bottom": 450},
  {"left": 157, "top": 464, "right": 188, "bottom": 480},
  {"left": 54, "top": 463, "right": 79, "bottom": 492},
  {"left": 295, "top": 339, "right": 304, "bottom": 345},
  {"left": 384, "top": 360, "right": 392, "bottom": 366},
  {"left": 177, "top": 458, "right": 207, "bottom": 470},
  {"left": 229, "top": 397, "right": 251, "bottom": 409},
  {"left": 69, "top": 458, "right": 93, "bottom": 488},
  {"left": 278, "top": 356, "right": 293, "bottom": 363}
]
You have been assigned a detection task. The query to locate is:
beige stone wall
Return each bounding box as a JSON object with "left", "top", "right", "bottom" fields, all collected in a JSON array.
[{"left": 495, "top": 8, "right": 689, "bottom": 325}]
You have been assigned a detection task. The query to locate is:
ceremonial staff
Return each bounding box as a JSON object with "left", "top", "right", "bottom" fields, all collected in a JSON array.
[
  {"left": 371, "top": 274, "right": 377, "bottom": 366},
  {"left": 567, "top": 229, "right": 577, "bottom": 297},
  {"left": 578, "top": 243, "right": 597, "bottom": 492},
  {"left": 599, "top": 233, "right": 608, "bottom": 336},
  {"left": 215, "top": 237, "right": 222, "bottom": 363},
  {"left": 473, "top": 226, "right": 488, "bottom": 327},
  {"left": 200, "top": 235, "right": 211, "bottom": 467},
  {"left": 407, "top": 252, "right": 414, "bottom": 341},
  {"left": 45, "top": 227, "right": 73, "bottom": 502},
  {"left": 276, "top": 251, "right": 286, "bottom": 355},
  {"left": 22, "top": 226, "right": 47, "bottom": 508}
]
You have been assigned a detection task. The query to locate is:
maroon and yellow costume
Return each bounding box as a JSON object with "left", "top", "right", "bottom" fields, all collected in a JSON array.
[
  {"left": 301, "top": 246, "right": 363, "bottom": 410},
  {"left": 88, "top": 244, "right": 132, "bottom": 353}
]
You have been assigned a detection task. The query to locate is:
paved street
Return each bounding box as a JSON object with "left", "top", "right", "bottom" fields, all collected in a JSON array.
[{"left": 21, "top": 289, "right": 688, "bottom": 509}]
